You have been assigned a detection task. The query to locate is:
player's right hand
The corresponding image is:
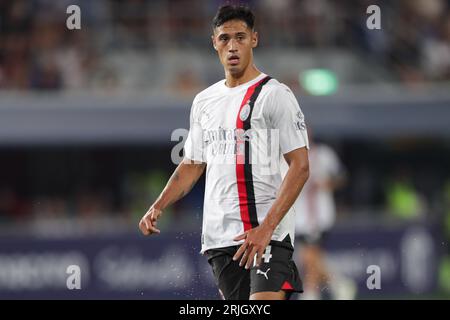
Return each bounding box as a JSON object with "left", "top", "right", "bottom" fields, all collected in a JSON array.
[{"left": 139, "top": 206, "right": 163, "bottom": 236}]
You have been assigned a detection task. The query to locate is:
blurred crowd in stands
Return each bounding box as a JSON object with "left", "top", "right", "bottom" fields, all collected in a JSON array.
[{"left": 1, "top": 0, "right": 450, "bottom": 93}]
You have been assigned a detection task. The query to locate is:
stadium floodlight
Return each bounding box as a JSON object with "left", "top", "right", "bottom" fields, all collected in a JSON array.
[{"left": 300, "top": 69, "right": 338, "bottom": 96}]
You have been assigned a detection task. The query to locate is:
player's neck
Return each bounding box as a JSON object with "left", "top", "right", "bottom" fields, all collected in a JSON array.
[{"left": 224, "top": 65, "right": 262, "bottom": 88}]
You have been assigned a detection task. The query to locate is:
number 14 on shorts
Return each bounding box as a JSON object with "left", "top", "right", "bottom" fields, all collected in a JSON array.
[{"left": 254, "top": 245, "right": 273, "bottom": 266}]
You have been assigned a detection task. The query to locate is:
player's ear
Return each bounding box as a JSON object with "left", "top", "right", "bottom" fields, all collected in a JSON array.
[
  {"left": 252, "top": 31, "right": 258, "bottom": 48},
  {"left": 211, "top": 34, "right": 218, "bottom": 51}
]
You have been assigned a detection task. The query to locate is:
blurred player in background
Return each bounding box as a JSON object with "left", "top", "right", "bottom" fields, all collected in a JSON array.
[
  {"left": 281, "top": 133, "right": 356, "bottom": 300},
  {"left": 139, "top": 5, "right": 310, "bottom": 300}
]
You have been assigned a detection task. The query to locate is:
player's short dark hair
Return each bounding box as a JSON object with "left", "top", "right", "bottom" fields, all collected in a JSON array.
[{"left": 212, "top": 4, "right": 255, "bottom": 30}]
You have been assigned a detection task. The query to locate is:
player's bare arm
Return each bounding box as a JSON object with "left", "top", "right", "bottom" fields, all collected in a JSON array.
[
  {"left": 139, "top": 158, "right": 206, "bottom": 236},
  {"left": 233, "top": 147, "right": 309, "bottom": 269}
]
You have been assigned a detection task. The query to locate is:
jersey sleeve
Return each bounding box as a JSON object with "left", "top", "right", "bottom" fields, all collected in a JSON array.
[
  {"left": 184, "top": 98, "right": 206, "bottom": 163},
  {"left": 267, "top": 85, "right": 309, "bottom": 155}
]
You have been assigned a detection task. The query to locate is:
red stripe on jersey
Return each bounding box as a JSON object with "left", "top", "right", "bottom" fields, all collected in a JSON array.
[{"left": 235, "top": 78, "right": 266, "bottom": 231}]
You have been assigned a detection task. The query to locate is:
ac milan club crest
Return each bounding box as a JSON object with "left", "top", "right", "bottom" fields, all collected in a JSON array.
[{"left": 239, "top": 101, "right": 251, "bottom": 121}]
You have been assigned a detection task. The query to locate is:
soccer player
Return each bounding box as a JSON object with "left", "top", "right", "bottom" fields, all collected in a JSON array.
[
  {"left": 281, "top": 136, "right": 355, "bottom": 300},
  {"left": 139, "top": 5, "right": 310, "bottom": 300}
]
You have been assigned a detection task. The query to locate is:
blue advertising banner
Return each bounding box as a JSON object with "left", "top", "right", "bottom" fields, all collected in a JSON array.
[
  {"left": 0, "top": 222, "right": 442, "bottom": 299},
  {"left": 320, "top": 222, "right": 441, "bottom": 298},
  {"left": 0, "top": 233, "right": 219, "bottom": 299}
]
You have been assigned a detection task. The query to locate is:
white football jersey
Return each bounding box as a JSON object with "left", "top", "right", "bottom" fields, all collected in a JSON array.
[{"left": 184, "top": 73, "right": 309, "bottom": 253}]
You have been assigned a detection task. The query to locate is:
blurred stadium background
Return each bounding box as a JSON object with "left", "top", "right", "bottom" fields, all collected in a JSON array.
[{"left": 0, "top": 0, "right": 450, "bottom": 299}]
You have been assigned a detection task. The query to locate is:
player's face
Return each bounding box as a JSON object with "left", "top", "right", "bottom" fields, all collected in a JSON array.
[{"left": 212, "top": 20, "right": 258, "bottom": 77}]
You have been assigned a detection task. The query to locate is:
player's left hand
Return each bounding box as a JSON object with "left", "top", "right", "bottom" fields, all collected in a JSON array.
[{"left": 232, "top": 223, "right": 274, "bottom": 269}]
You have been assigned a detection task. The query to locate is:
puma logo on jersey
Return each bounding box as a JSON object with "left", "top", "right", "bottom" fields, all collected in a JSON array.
[{"left": 256, "top": 268, "right": 271, "bottom": 280}]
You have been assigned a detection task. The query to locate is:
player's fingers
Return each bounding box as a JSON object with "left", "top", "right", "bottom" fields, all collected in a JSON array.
[
  {"left": 144, "top": 217, "right": 161, "bottom": 235},
  {"left": 138, "top": 220, "right": 145, "bottom": 235},
  {"left": 139, "top": 220, "right": 149, "bottom": 236},
  {"left": 232, "top": 241, "right": 248, "bottom": 262},
  {"left": 245, "top": 247, "right": 259, "bottom": 269},
  {"left": 233, "top": 232, "right": 247, "bottom": 241},
  {"left": 147, "top": 224, "right": 161, "bottom": 235},
  {"left": 239, "top": 245, "right": 250, "bottom": 267}
]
